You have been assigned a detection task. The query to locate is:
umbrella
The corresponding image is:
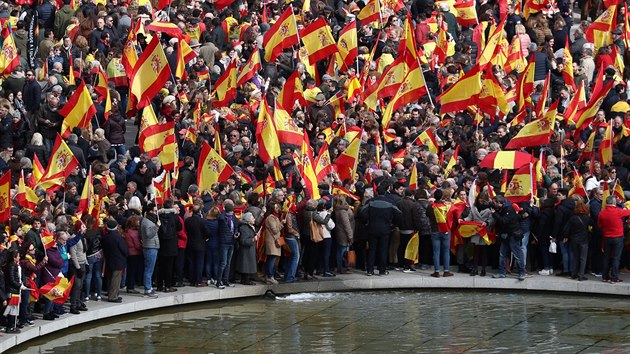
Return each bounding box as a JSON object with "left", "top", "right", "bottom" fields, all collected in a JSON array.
[
  {"left": 478, "top": 151, "right": 533, "bottom": 170},
  {"left": 145, "top": 22, "right": 191, "bottom": 41}
]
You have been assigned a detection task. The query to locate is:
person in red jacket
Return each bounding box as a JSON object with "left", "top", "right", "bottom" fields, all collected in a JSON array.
[{"left": 597, "top": 196, "right": 630, "bottom": 283}]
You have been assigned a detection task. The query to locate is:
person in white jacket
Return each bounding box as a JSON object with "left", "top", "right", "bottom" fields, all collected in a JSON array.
[{"left": 317, "top": 199, "right": 336, "bottom": 277}]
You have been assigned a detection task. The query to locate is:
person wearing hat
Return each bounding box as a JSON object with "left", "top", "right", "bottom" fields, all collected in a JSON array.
[
  {"left": 612, "top": 28, "right": 625, "bottom": 53},
  {"left": 102, "top": 218, "right": 128, "bottom": 303},
  {"left": 306, "top": 92, "right": 335, "bottom": 129}
]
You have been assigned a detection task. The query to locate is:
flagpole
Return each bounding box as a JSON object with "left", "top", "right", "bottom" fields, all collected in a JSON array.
[{"left": 560, "top": 145, "right": 564, "bottom": 188}]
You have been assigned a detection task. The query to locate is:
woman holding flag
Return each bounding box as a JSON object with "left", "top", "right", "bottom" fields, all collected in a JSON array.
[
  {"left": 4, "top": 249, "right": 26, "bottom": 333},
  {"left": 18, "top": 242, "right": 47, "bottom": 327}
]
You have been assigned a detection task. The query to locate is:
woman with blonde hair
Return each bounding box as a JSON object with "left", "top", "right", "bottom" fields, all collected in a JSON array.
[{"left": 334, "top": 195, "right": 354, "bottom": 274}]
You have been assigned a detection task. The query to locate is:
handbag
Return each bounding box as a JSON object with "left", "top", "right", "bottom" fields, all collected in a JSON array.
[
  {"left": 346, "top": 248, "right": 356, "bottom": 267},
  {"left": 310, "top": 220, "right": 324, "bottom": 243},
  {"left": 549, "top": 238, "right": 557, "bottom": 254},
  {"left": 275, "top": 236, "right": 286, "bottom": 247}
]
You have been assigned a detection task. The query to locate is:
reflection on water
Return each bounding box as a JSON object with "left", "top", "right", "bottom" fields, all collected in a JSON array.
[{"left": 11, "top": 291, "right": 630, "bottom": 353}]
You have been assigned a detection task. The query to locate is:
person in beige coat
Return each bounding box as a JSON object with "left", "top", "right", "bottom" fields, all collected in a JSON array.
[
  {"left": 263, "top": 202, "right": 283, "bottom": 284},
  {"left": 334, "top": 195, "right": 355, "bottom": 274}
]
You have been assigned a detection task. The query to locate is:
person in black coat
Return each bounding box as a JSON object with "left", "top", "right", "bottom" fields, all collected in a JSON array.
[
  {"left": 22, "top": 70, "right": 41, "bottom": 131},
  {"left": 101, "top": 219, "right": 128, "bottom": 302},
  {"left": 562, "top": 200, "right": 591, "bottom": 281},
  {"left": 4, "top": 249, "right": 23, "bottom": 333},
  {"left": 0, "top": 103, "right": 13, "bottom": 150},
  {"left": 184, "top": 201, "right": 211, "bottom": 286},
  {"left": 491, "top": 195, "right": 526, "bottom": 280},
  {"left": 551, "top": 190, "right": 576, "bottom": 276},
  {"left": 103, "top": 105, "right": 126, "bottom": 155},
  {"left": 535, "top": 197, "right": 556, "bottom": 275},
  {"left": 236, "top": 213, "right": 257, "bottom": 285},
  {"left": 156, "top": 200, "right": 182, "bottom": 292}
]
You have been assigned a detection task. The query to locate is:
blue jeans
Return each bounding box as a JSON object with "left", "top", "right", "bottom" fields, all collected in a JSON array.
[
  {"left": 498, "top": 236, "right": 525, "bottom": 276},
  {"left": 143, "top": 248, "right": 158, "bottom": 291},
  {"left": 265, "top": 255, "right": 277, "bottom": 278},
  {"left": 204, "top": 244, "right": 219, "bottom": 282},
  {"left": 603, "top": 237, "right": 624, "bottom": 280},
  {"left": 19, "top": 289, "right": 30, "bottom": 323},
  {"left": 187, "top": 249, "right": 205, "bottom": 285},
  {"left": 559, "top": 239, "right": 574, "bottom": 273},
  {"left": 84, "top": 256, "right": 103, "bottom": 297},
  {"left": 431, "top": 232, "right": 451, "bottom": 272},
  {"left": 521, "top": 231, "right": 530, "bottom": 268},
  {"left": 217, "top": 244, "right": 234, "bottom": 283},
  {"left": 283, "top": 238, "right": 300, "bottom": 282},
  {"left": 336, "top": 245, "right": 349, "bottom": 272}
]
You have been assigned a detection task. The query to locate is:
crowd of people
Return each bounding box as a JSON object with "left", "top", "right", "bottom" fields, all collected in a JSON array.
[{"left": 0, "top": 0, "right": 627, "bottom": 337}]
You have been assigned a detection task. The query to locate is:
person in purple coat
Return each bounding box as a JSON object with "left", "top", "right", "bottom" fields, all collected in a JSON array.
[{"left": 40, "top": 243, "right": 63, "bottom": 321}]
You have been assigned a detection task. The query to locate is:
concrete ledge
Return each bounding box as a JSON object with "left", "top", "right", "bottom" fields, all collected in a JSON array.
[{"left": 2, "top": 270, "right": 629, "bottom": 352}]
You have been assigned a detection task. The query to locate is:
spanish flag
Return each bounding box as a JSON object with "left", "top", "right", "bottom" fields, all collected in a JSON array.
[
  {"left": 213, "top": 60, "right": 237, "bottom": 108},
  {"left": 613, "top": 179, "right": 625, "bottom": 200},
  {"left": 277, "top": 69, "right": 305, "bottom": 111},
  {"left": 237, "top": 50, "right": 261, "bottom": 86},
  {"left": 438, "top": 64, "right": 482, "bottom": 114},
  {"left": 274, "top": 103, "right": 303, "bottom": 146},
  {"left": 334, "top": 134, "right": 361, "bottom": 181},
  {"left": 0, "top": 31, "right": 19, "bottom": 77},
  {"left": 38, "top": 134, "right": 79, "bottom": 184},
  {"left": 514, "top": 55, "right": 535, "bottom": 109},
  {"left": 565, "top": 82, "right": 586, "bottom": 123},
  {"left": 523, "top": 0, "right": 550, "bottom": 19},
  {"left": 263, "top": 6, "right": 299, "bottom": 62},
  {"left": 478, "top": 69, "right": 510, "bottom": 116},
  {"left": 568, "top": 170, "right": 587, "bottom": 197},
  {"left": 357, "top": 0, "right": 381, "bottom": 24},
  {"left": 506, "top": 101, "right": 557, "bottom": 149},
  {"left": 585, "top": 5, "right": 617, "bottom": 51},
  {"left": 574, "top": 79, "right": 613, "bottom": 130},
  {"left": 534, "top": 71, "right": 550, "bottom": 118},
  {"left": 175, "top": 39, "right": 197, "bottom": 80},
  {"left": 32, "top": 154, "right": 44, "bottom": 183},
  {"left": 562, "top": 37, "right": 576, "bottom": 90},
  {"left": 399, "top": 12, "right": 419, "bottom": 66},
  {"left": 301, "top": 17, "right": 338, "bottom": 65},
  {"left": 412, "top": 128, "right": 439, "bottom": 153},
  {"left": 130, "top": 36, "right": 172, "bottom": 109},
  {"left": 315, "top": 141, "right": 334, "bottom": 180},
  {"left": 478, "top": 19, "right": 505, "bottom": 69},
  {"left": 0, "top": 172, "right": 9, "bottom": 222},
  {"left": 381, "top": 61, "right": 427, "bottom": 128},
  {"left": 300, "top": 132, "right": 321, "bottom": 200},
  {"left": 578, "top": 130, "right": 596, "bottom": 163},
  {"left": 16, "top": 170, "right": 38, "bottom": 211},
  {"left": 59, "top": 81, "right": 96, "bottom": 138},
  {"left": 154, "top": 173, "right": 171, "bottom": 205},
  {"left": 197, "top": 142, "right": 234, "bottom": 192},
  {"left": 600, "top": 121, "right": 613, "bottom": 166},
  {"left": 409, "top": 163, "right": 418, "bottom": 190},
  {"left": 362, "top": 55, "right": 408, "bottom": 108},
  {"left": 404, "top": 233, "right": 419, "bottom": 264},
  {"left": 41, "top": 230, "right": 56, "bottom": 250},
  {"left": 39, "top": 276, "right": 74, "bottom": 304},
  {"left": 256, "top": 97, "right": 281, "bottom": 162},
  {"left": 505, "top": 163, "right": 535, "bottom": 203},
  {"left": 38, "top": 59, "right": 48, "bottom": 81},
  {"left": 454, "top": 0, "right": 478, "bottom": 27},
  {"left": 332, "top": 185, "right": 359, "bottom": 201},
  {"left": 336, "top": 20, "right": 358, "bottom": 70},
  {"left": 94, "top": 66, "right": 111, "bottom": 119},
  {"left": 107, "top": 57, "right": 128, "bottom": 87},
  {"left": 504, "top": 35, "right": 526, "bottom": 74},
  {"left": 76, "top": 166, "right": 94, "bottom": 217},
  {"left": 500, "top": 169, "right": 509, "bottom": 193},
  {"left": 444, "top": 145, "right": 459, "bottom": 177}
]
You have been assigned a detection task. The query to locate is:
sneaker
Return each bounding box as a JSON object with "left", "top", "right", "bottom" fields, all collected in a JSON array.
[
  {"left": 216, "top": 282, "right": 225, "bottom": 289},
  {"left": 378, "top": 271, "right": 389, "bottom": 276},
  {"left": 402, "top": 268, "right": 415, "bottom": 273},
  {"left": 25, "top": 320, "right": 35, "bottom": 326},
  {"left": 430, "top": 272, "right": 440, "bottom": 278},
  {"left": 366, "top": 272, "right": 374, "bottom": 276},
  {"left": 518, "top": 274, "right": 526, "bottom": 281},
  {"left": 266, "top": 277, "right": 278, "bottom": 285},
  {"left": 492, "top": 273, "right": 506, "bottom": 279},
  {"left": 538, "top": 269, "right": 551, "bottom": 276},
  {"left": 591, "top": 272, "right": 602, "bottom": 277},
  {"left": 83, "top": 297, "right": 90, "bottom": 302},
  {"left": 95, "top": 295, "right": 102, "bottom": 301},
  {"left": 323, "top": 272, "right": 336, "bottom": 277},
  {"left": 143, "top": 291, "right": 158, "bottom": 298},
  {"left": 443, "top": 272, "right": 454, "bottom": 277},
  {"left": 611, "top": 278, "right": 624, "bottom": 283},
  {"left": 127, "top": 289, "right": 140, "bottom": 294},
  {"left": 224, "top": 282, "right": 236, "bottom": 287}
]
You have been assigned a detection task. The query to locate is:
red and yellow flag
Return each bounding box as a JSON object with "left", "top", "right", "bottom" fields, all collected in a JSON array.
[
  {"left": 237, "top": 50, "right": 261, "bottom": 86},
  {"left": 299, "top": 132, "right": 321, "bottom": 200},
  {"left": 585, "top": 5, "right": 617, "bottom": 51},
  {"left": 17, "top": 170, "right": 38, "bottom": 211},
  {"left": 0, "top": 32, "right": 19, "bottom": 77},
  {"left": 514, "top": 55, "right": 536, "bottom": 109},
  {"left": 197, "top": 141, "right": 235, "bottom": 192},
  {"left": 213, "top": 60, "right": 237, "bottom": 108},
  {"left": 454, "top": 0, "right": 478, "bottom": 27},
  {"left": 130, "top": 36, "right": 172, "bottom": 109},
  {"left": 381, "top": 61, "right": 427, "bottom": 128},
  {"left": 412, "top": 128, "right": 439, "bottom": 153},
  {"left": 0, "top": 172, "right": 9, "bottom": 223},
  {"left": 76, "top": 166, "right": 94, "bottom": 217},
  {"left": 315, "top": 141, "right": 334, "bottom": 180},
  {"left": 566, "top": 81, "right": 586, "bottom": 123},
  {"left": 175, "top": 39, "right": 198, "bottom": 80},
  {"left": 357, "top": 0, "right": 381, "bottom": 24},
  {"left": 154, "top": 173, "right": 171, "bottom": 205},
  {"left": 478, "top": 69, "right": 510, "bottom": 116},
  {"left": 59, "top": 81, "right": 96, "bottom": 138},
  {"left": 38, "top": 59, "right": 48, "bottom": 81},
  {"left": 39, "top": 276, "right": 74, "bottom": 304},
  {"left": 38, "top": 134, "right": 79, "bottom": 185},
  {"left": 438, "top": 64, "right": 482, "bottom": 114},
  {"left": 444, "top": 146, "right": 459, "bottom": 177},
  {"left": 409, "top": 163, "right": 418, "bottom": 189},
  {"left": 263, "top": 6, "right": 299, "bottom": 62},
  {"left": 600, "top": 121, "right": 613, "bottom": 166},
  {"left": 574, "top": 79, "right": 614, "bottom": 130},
  {"left": 336, "top": 20, "right": 358, "bottom": 70},
  {"left": 505, "top": 163, "right": 535, "bottom": 203},
  {"left": 274, "top": 103, "right": 303, "bottom": 146},
  {"left": 277, "top": 69, "right": 305, "bottom": 111},
  {"left": 568, "top": 170, "right": 587, "bottom": 197},
  {"left": 562, "top": 37, "right": 576, "bottom": 90},
  {"left": 334, "top": 135, "right": 361, "bottom": 181},
  {"left": 332, "top": 185, "right": 360, "bottom": 200},
  {"left": 506, "top": 101, "right": 557, "bottom": 149},
  {"left": 504, "top": 35, "right": 526, "bottom": 74},
  {"left": 94, "top": 66, "right": 112, "bottom": 119},
  {"left": 256, "top": 97, "right": 281, "bottom": 162},
  {"left": 301, "top": 17, "right": 337, "bottom": 65},
  {"left": 362, "top": 55, "right": 408, "bottom": 108}
]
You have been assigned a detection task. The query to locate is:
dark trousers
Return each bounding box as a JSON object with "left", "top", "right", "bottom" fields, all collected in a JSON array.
[
  {"left": 367, "top": 234, "right": 390, "bottom": 273},
  {"left": 419, "top": 234, "right": 433, "bottom": 266},
  {"left": 126, "top": 255, "right": 143, "bottom": 290},
  {"left": 187, "top": 249, "right": 205, "bottom": 285},
  {"left": 472, "top": 245, "right": 488, "bottom": 270},
  {"left": 589, "top": 232, "right": 603, "bottom": 274},
  {"left": 157, "top": 255, "right": 176, "bottom": 289},
  {"left": 318, "top": 238, "right": 333, "bottom": 274},
  {"left": 603, "top": 237, "right": 624, "bottom": 280},
  {"left": 301, "top": 236, "right": 320, "bottom": 276},
  {"left": 68, "top": 264, "right": 85, "bottom": 308},
  {"left": 571, "top": 240, "right": 589, "bottom": 277},
  {"left": 175, "top": 248, "right": 186, "bottom": 284},
  {"left": 108, "top": 269, "right": 123, "bottom": 301}
]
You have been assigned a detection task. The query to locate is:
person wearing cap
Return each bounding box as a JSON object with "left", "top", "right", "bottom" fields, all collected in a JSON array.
[
  {"left": 102, "top": 218, "right": 128, "bottom": 303},
  {"left": 306, "top": 92, "right": 334, "bottom": 129},
  {"left": 612, "top": 28, "right": 625, "bottom": 53}
]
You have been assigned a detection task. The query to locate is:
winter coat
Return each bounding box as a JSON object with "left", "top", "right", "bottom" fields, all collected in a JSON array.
[
  {"left": 177, "top": 215, "right": 187, "bottom": 249},
  {"left": 5, "top": 263, "right": 22, "bottom": 295},
  {"left": 359, "top": 196, "right": 402, "bottom": 237},
  {"left": 37, "top": 104, "right": 62, "bottom": 139},
  {"left": 552, "top": 198, "right": 576, "bottom": 239},
  {"left": 535, "top": 203, "right": 555, "bottom": 245},
  {"left": 175, "top": 168, "right": 195, "bottom": 196},
  {"left": 492, "top": 202, "right": 523, "bottom": 239},
  {"left": 69, "top": 235, "right": 87, "bottom": 269},
  {"left": 334, "top": 205, "right": 354, "bottom": 246},
  {"left": 85, "top": 229, "right": 103, "bottom": 258},
  {"left": 185, "top": 213, "right": 211, "bottom": 251},
  {"left": 301, "top": 207, "right": 330, "bottom": 239},
  {"left": 157, "top": 208, "right": 182, "bottom": 257},
  {"left": 416, "top": 199, "right": 432, "bottom": 236},
  {"left": 101, "top": 230, "right": 129, "bottom": 270},
  {"left": 0, "top": 116, "right": 12, "bottom": 149},
  {"left": 396, "top": 196, "right": 421, "bottom": 232},
  {"left": 140, "top": 216, "right": 160, "bottom": 249},
  {"left": 104, "top": 111, "right": 126, "bottom": 145},
  {"left": 54, "top": 5, "right": 75, "bottom": 39},
  {"left": 124, "top": 229, "right": 142, "bottom": 256},
  {"left": 236, "top": 223, "right": 257, "bottom": 274},
  {"left": 205, "top": 219, "right": 219, "bottom": 249},
  {"left": 217, "top": 212, "right": 237, "bottom": 245},
  {"left": 264, "top": 214, "right": 283, "bottom": 257},
  {"left": 562, "top": 214, "right": 591, "bottom": 243},
  {"left": 22, "top": 80, "right": 42, "bottom": 114},
  {"left": 41, "top": 247, "right": 64, "bottom": 284}
]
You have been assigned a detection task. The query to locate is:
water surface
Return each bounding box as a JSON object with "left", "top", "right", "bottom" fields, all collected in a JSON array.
[{"left": 13, "top": 291, "right": 630, "bottom": 353}]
